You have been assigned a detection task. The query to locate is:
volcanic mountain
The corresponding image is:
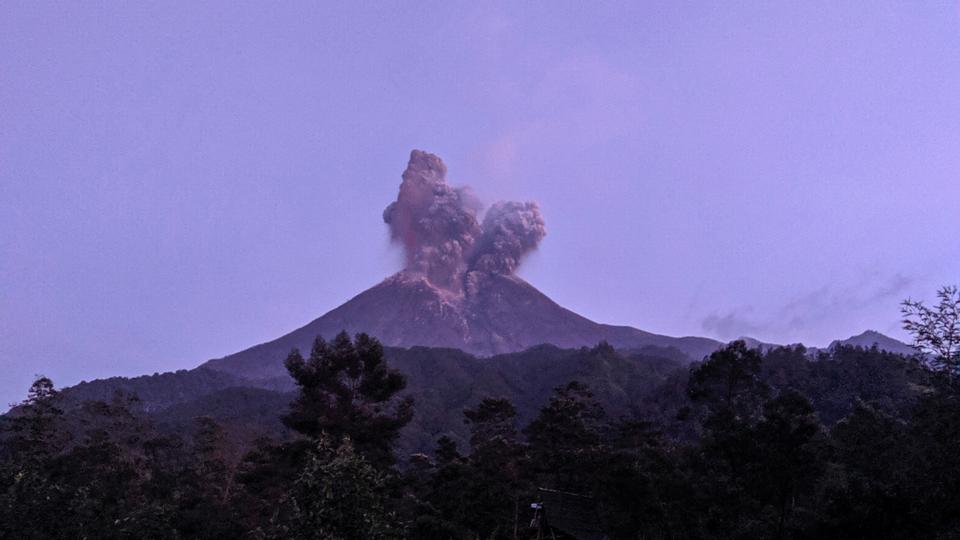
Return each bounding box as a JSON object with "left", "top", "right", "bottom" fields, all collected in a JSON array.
[
  {"left": 203, "top": 270, "right": 720, "bottom": 380},
  {"left": 202, "top": 150, "right": 720, "bottom": 380}
]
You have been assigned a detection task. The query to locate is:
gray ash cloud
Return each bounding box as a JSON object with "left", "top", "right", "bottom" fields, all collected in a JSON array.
[
  {"left": 471, "top": 201, "right": 546, "bottom": 275},
  {"left": 383, "top": 150, "right": 545, "bottom": 289}
]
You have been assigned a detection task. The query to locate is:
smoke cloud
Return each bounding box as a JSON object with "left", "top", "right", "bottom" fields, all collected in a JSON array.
[
  {"left": 383, "top": 150, "right": 546, "bottom": 290},
  {"left": 471, "top": 201, "right": 547, "bottom": 275}
]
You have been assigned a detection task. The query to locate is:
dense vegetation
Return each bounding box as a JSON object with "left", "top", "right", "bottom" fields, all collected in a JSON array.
[
  {"left": 3, "top": 328, "right": 960, "bottom": 538},
  {"left": 59, "top": 343, "right": 694, "bottom": 458}
]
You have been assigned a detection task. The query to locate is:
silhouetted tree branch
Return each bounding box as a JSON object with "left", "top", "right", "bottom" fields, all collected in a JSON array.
[{"left": 902, "top": 285, "right": 960, "bottom": 373}]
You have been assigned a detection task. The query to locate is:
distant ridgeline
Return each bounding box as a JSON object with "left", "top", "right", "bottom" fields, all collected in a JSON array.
[{"left": 57, "top": 337, "right": 922, "bottom": 458}]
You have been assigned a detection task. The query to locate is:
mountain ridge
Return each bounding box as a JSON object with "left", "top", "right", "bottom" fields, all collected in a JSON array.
[{"left": 829, "top": 329, "right": 917, "bottom": 356}]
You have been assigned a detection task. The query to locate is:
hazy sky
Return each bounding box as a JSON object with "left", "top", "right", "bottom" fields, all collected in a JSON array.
[{"left": 3, "top": 2, "right": 960, "bottom": 406}]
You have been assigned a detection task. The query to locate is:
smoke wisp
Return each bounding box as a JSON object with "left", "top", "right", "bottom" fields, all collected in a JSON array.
[{"left": 383, "top": 150, "right": 545, "bottom": 290}]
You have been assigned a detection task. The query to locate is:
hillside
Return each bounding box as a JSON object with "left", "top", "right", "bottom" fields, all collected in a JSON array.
[
  {"left": 58, "top": 340, "right": 926, "bottom": 457},
  {"left": 63, "top": 343, "right": 686, "bottom": 456}
]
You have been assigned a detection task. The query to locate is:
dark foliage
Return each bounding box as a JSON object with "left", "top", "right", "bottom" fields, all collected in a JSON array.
[
  {"left": 902, "top": 285, "right": 960, "bottom": 372},
  {"left": 3, "top": 336, "right": 960, "bottom": 539},
  {"left": 282, "top": 331, "right": 413, "bottom": 468}
]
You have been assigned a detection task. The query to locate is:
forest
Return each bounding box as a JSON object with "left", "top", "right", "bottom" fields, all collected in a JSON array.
[{"left": 2, "top": 292, "right": 960, "bottom": 539}]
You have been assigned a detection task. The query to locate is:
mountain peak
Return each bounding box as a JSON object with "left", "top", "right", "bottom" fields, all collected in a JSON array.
[{"left": 829, "top": 330, "right": 916, "bottom": 356}]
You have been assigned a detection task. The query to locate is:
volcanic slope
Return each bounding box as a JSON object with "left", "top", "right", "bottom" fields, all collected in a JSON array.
[{"left": 202, "top": 271, "right": 720, "bottom": 379}]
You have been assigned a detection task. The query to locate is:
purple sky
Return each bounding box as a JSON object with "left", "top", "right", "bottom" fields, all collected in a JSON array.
[{"left": 3, "top": 2, "right": 960, "bottom": 406}]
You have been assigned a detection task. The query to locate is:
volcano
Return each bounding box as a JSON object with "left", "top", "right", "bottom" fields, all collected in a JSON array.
[
  {"left": 202, "top": 150, "right": 719, "bottom": 380},
  {"left": 202, "top": 270, "right": 720, "bottom": 379}
]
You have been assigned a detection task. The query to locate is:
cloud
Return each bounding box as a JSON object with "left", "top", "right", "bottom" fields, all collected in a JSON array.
[
  {"left": 701, "top": 310, "right": 763, "bottom": 340},
  {"left": 700, "top": 273, "right": 915, "bottom": 343}
]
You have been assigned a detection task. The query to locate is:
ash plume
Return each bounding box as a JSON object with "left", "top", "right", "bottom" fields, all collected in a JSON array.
[
  {"left": 471, "top": 201, "right": 547, "bottom": 275},
  {"left": 383, "top": 150, "right": 546, "bottom": 289},
  {"left": 382, "top": 150, "right": 481, "bottom": 288}
]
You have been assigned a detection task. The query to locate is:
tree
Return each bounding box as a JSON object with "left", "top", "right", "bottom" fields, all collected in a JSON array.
[
  {"left": 820, "top": 401, "right": 917, "bottom": 539},
  {"left": 0, "top": 380, "right": 188, "bottom": 539},
  {"left": 0, "top": 377, "right": 70, "bottom": 540},
  {"left": 461, "top": 398, "right": 527, "bottom": 539},
  {"left": 463, "top": 398, "right": 519, "bottom": 452},
  {"left": 688, "top": 340, "right": 769, "bottom": 430},
  {"left": 524, "top": 381, "right": 607, "bottom": 492},
  {"left": 282, "top": 331, "right": 413, "bottom": 467},
  {"left": 163, "top": 417, "right": 246, "bottom": 539},
  {"left": 192, "top": 417, "right": 231, "bottom": 501},
  {"left": 902, "top": 285, "right": 960, "bottom": 373},
  {"left": 406, "top": 437, "right": 471, "bottom": 539},
  {"left": 686, "top": 344, "right": 772, "bottom": 537},
  {"left": 433, "top": 436, "right": 461, "bottom": 465},
  {"left": 751, "top": 390, "right": 824, "bottom": 539},
  {"left": 903, "top": 386, "right": 960, "bottom": 535},
  {"left": 276, "top": 436, "right": 401, "bottom": 540},
  {"left": 2, "top": 377, "right": 68, "bottom": 464}
]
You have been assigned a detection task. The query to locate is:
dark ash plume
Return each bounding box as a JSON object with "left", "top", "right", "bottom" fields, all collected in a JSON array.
[
  {"left": 383, "top": 150, "right": 546, "bottom": 289},
  {"left": 471, "top": 201, "right": 546, "bottom": 275},
  {"left": 382, "top": 150, "right": 481, "bottom": 288}
]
